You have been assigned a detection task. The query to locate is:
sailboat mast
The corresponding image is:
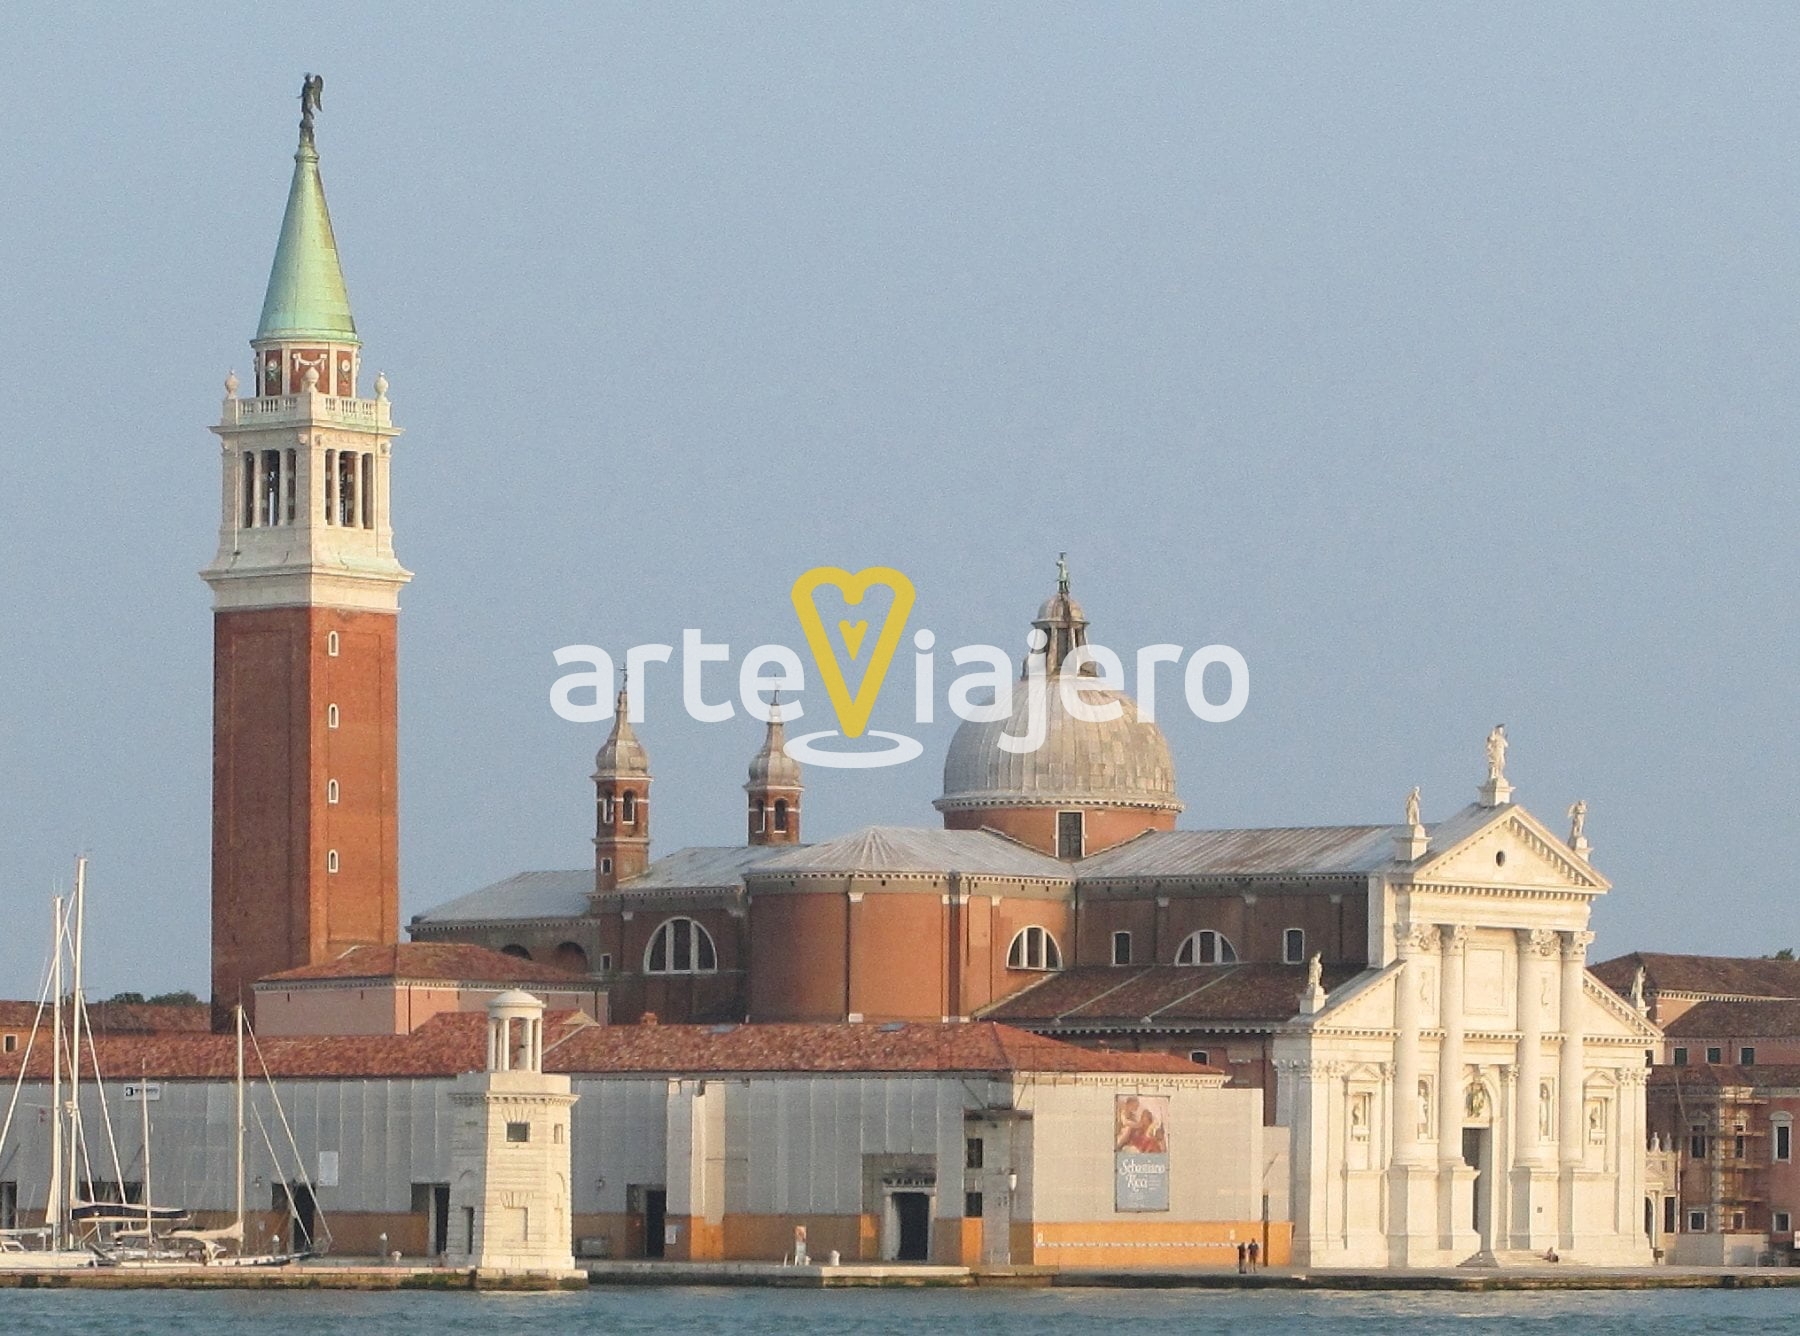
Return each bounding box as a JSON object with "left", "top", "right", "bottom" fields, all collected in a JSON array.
[
  {"left": 67, "top": 857, "right": 85, "bottom": 1233},
  {"left": 235, "top": 1005, "right": 245, "bottom": 1244},
  {"left": 141, "top": 1062, "right": 151, "bottom": 1242},
  {"left": 48, "top": 896, "right": 63, "bottom": 1252}
]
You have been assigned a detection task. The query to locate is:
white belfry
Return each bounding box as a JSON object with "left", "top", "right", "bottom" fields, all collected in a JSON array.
[{"left": 446, "top": 992, "right": 578, "bottom": 1274}]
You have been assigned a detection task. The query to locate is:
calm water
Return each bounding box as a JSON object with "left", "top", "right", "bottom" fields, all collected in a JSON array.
[{"left": 0, "top": 1286, "right": 1796, "bottom": 1335}]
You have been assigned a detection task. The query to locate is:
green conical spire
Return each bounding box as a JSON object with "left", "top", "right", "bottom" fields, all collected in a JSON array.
[{"left": 256, "top": 132, "right": 359, "bottom": 345}]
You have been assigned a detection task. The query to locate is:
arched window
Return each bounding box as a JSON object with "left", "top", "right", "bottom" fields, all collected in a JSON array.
[
  {"left": 326, "top": 779, "right": 339, "bottom": 805},
  {"left": 751, "top": 800, "right": 765, "bottom": 832},
  {"left": 1283, "top": 928, "right": 1305, "bottom": 965},
  {"left": 326, "top": 849, "right": 339, "bottom": 874},
  {"left": 1175, "top": 929, "right": 1237, "bottom": 966},
  {"left": 501, "top": 944, "right": 532, "bottom": 960},
  {"left": 645, "top": 917, "right": 717, "bottom": 974},
  {"left": 327, "top": 703, "right": 340, "bottom": 729},
  {"left": 552, "top": 941, "right": 589, "bottom": 974},
  {"left": 773, "top": 798, "right": 789, "bottom": 832},
  {"left": 622, "top": 791, "right": 637, "bottom": 825},
  {"left": 600, "top": 794, "right": 615, "bottom": 825},
  {"left": 326, "top": 631, "right": 340, "bottom": 657},
  {"left": 1006, "top": 925, "right": 1062, "bottom": 971}
]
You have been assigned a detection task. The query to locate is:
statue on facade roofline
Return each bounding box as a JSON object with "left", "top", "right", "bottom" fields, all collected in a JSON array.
[
  {"left": 1306, "top": 952, "right": 1323, "bottom": 993},
  {"left": 1486, "top": 724, "right": 1508, "bottom": 780},
  {"left": 1405, "top": 785, "right": 1422, "bottom": 829},
  {"left": 1568, "top": 798, "right": 1588, "bottom": 844}
]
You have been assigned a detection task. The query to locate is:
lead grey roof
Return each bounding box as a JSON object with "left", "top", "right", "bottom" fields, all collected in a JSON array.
[
  {"left": 412, "top": 869, "right": 592, "bottom": 924},
  {"left": 1075, "top": 824, "right": 1400, "bottom": 879},
  {"left": 751, "top": 827, "right": 1073, "bottom": 879},
  {"left": 1072, "top": 804, "right": 1508, "bottom": 880},
  {"left": 414, "top": 846, "right": 807, "bottom": 925}
]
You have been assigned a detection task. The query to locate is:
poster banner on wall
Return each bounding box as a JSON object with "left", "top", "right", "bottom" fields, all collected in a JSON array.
[{"left": 1114, "top": 1093, "right": 1170, "bottom": 1211}]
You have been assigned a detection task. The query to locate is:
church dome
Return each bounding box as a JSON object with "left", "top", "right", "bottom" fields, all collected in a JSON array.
[{"left": 935, "top": 680, "right": 1182, "bottom": 814}]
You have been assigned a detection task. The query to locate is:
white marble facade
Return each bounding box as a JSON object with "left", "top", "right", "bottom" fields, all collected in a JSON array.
[{"left": 1274, "top": 785, "right": 1659, "bottom": 1267}]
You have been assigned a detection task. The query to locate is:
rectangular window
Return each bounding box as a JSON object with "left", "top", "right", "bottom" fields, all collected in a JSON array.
[
  {"left": 1778, "top": 1124, "right": 1791, "bottom": 1162},
  {"left": 1, "top": 1034, "right": 14, "bottom": 1054},
  {"left": 1688, "top": 1209, "right": 1707, "bottom": 1232},
  {"left": 965, "top": 1136, "right": 984, "bottom": 1170},
  {"left": 1735, "top": 1134, "right": 1747, "bottom": 1159},
  {"left": 505, "top": 1121, "right": 530, "bottom": 1144},
  {"left": 1056, "top": 810, "right": 1083, "bottom": 859},
  {"left": 0, "top": 1182, "right": 14, "bottom": 1231},
  {"left": 242, "top": 451, "right": 256, "bottom": 527},
  {"left": 1189, "top": 1050, "right": 1210, "bottom": 1066},
  {"left": 1672, "top": 1047, "right": 1688, "bottom": 1066},
  {"left": 1284, "top": 928, "right": 1305, "bottom": 965},
  {"left": 964, "top": 1192, "right": 983, "bottom": 1219},
  {"left": 361, "top": 451, "right": 374, "bottom": 529},
  {"left": 1733, "top": 1210, "right": 1746, "bottom": 1231},
  {"left": 1777, "top": 1212, "right": 1793, "bottom": 1234},
  {"left": 1690, "top": 1127, "right": 1708, "bottom": 1160},
  {"left": 1663, "top": 1195, "right": 1676, "bottom": 1235},
  {"left": 1741, "top": 1047, "right": 1756, "bottom": 1066},
  {"left": 1112, "top": 931, "right": 1131, "bottom": 966},
  {"left": 1706, "top": 1046, "right": 1723, "bottom": 1064}
]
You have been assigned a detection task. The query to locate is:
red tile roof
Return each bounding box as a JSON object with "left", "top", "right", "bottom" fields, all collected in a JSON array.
[
  {"left": 982, "top": 963, "right": 1362, "bottom": 1028},
  {"left": 0, "top": 1001, "right": 212, "bottom": 1035},
  {"left": 256, "top": 942, "right": 594, "bottom": 987},
  {"left": 1663, "top": 999, "right": 1800, "bottom": 1040},
  {"left": 0, "top": 1015, "right": 1210, "bottom": 1081},
  {"left": 1593, "top": 953, "right": 1800, "bottom": 1001},
  {"left": 1649, "top": 1063, "right": 1800, "bottom": 1091},
  {"left": 544, "top": 1021, "right": 1215, "bottom": 1077}
]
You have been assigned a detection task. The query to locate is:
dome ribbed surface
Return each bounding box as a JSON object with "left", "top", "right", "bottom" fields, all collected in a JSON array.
[{"left": 936, "top": 681, "right": 1182, "bottom": 813}]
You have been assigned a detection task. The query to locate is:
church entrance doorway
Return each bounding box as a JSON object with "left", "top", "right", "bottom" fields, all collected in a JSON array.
[{"left": 1461, "top": 1128, "right": 1492, "bottom": 1248}]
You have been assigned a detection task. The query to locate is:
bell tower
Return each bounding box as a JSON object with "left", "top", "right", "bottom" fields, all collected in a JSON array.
[
  {"left": 203, "top": 84, "right": 409, "bottom": 1027},
  {"left": 744, "top": 705, "right": 802, "bottom": 846},
  {"left": 592, "top": 684, "right": 652, "bottom": 892}
]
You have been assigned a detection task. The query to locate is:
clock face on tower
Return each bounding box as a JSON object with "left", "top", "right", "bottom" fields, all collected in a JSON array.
[{"left": 264, "top": 352, "right": 282, "bottom": 394}]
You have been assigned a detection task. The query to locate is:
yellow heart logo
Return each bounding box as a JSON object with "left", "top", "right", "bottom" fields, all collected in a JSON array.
[{"left": 791, "top": 567, "right": 915, "bottom": 739}]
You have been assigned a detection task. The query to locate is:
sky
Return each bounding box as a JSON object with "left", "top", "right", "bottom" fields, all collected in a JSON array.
[{"left": 0, "top": 5, "right": 1795, "bottom": 997}]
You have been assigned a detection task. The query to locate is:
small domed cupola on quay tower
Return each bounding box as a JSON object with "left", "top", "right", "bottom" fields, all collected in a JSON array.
[
  {"left": 745, "top": 700, "right": 802, "bottom": 846},
  {"left": 593, "top": 681, "right": 653, "bottom": 892},
  {"left": 935, "top": 558, "right": 1182, "bottom": 860},
  {"left": 202, "top": 78, "right": 409, "bottom": 1031}
]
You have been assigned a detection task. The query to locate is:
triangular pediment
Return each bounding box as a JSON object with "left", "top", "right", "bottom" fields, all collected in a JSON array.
[{"left": 1413, "top": 805, "right": 1609, "bottom": 893}]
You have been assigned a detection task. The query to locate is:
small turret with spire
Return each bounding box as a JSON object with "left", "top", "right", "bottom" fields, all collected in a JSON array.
[
  {"left": 745, "top": 697, "right": 802, "bottom": 846},
  {"left": 593, "top": 677, "right": 652, "bottom": 891}
]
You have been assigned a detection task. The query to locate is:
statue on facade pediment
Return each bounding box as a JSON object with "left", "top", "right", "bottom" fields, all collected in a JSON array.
[
  {"left": 1568, "top": 798, "right": 1587, "bottom": 845},
  {"left": 1405, "top": 785, "right": 1422, "bottom": 828},
  {"left": 1486, "top": 724, "right": 1508, "bottom": 780},
  {"left": 1306, "top": 952, "right": 1323, "bottom": 993}
]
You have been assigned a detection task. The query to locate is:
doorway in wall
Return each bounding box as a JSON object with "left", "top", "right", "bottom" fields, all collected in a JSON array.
[
  {"left": 893, "top": 1192, "right": 931, "bottom": 1262},
  {"left": 1461, "top": 1127, "right": 1491, "bottom": 1248}
]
